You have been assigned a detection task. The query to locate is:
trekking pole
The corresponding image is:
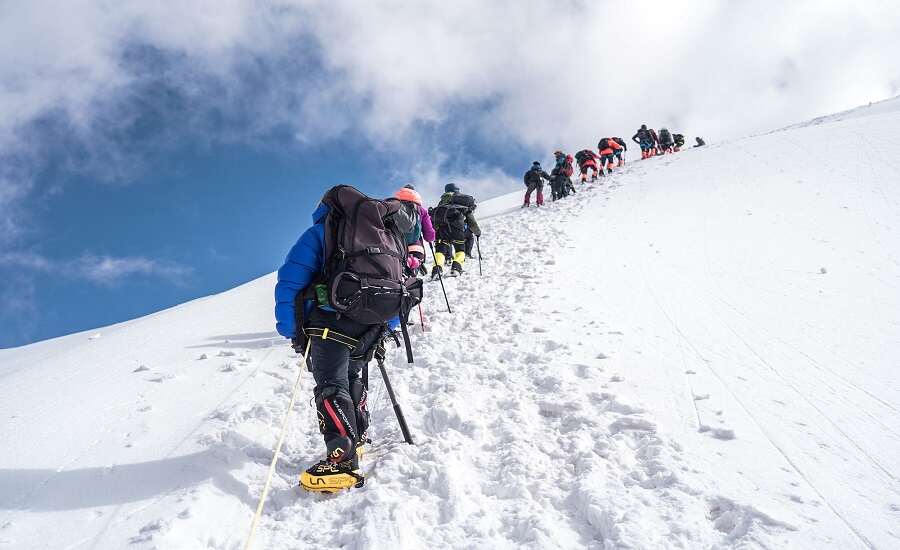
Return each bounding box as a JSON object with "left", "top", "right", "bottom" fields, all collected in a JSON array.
[
  {"left": 244, "top": 340, "right": 310, "bottom": 550},
  {"left": 475, "top": 236, "right": 483, "bottom": 276},
  {"left": 378, "top": 356, "right": 414, "bottom": 445},
  {"left": 428, "top": 241, "right": 452, "bottom": 314},
  {"left": 418, "top": 303, "right": 426, "bottom": 333}
]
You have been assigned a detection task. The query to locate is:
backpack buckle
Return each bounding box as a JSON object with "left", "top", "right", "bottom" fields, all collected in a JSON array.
[{"left": 366, "top": 246, "right": 381, "bottom": 254}]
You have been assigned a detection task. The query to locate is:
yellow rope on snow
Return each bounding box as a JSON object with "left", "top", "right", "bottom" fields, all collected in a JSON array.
[{"left": 244, "top": 339, "right": 311, "bottom": 550}]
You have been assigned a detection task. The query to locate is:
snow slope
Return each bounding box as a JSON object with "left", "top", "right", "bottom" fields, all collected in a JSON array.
[{"left": 2, "top": 99, "right": 899, "bottom": 549}]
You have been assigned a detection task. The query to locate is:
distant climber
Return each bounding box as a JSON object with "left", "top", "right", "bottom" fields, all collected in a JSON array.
[
  {"left": 523, "top": 161, "right": 552, "bottom": 207},
  {"left": 658, "top": 128, "right": 675, "bottom": 154},
  {"left": 612, "top": 137, "right": 627, "bottom": 166},
  {"left": 632, "top": 125, "right": 654, "bottom": 159},
  {"left": 574, "top": 149, "right": 600, "bottom": 183},
  {"left": 430, "top": 183, "right": 481, "bottom": 278},
  {"left": 597, "top": 137, "right": 623, "bottom": 176}
]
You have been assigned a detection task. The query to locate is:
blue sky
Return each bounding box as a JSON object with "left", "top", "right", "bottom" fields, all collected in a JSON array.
[
  {"left": 2, "top": 1, "right": 899, "bottom": 348},
  {"left": 0, "top": 115, "right": 528, "bottom": 348}
]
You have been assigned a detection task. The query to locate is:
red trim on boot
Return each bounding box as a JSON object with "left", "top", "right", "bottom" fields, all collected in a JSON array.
[{"left": 323, "top": 398, "right": 348, "bottom": 438}]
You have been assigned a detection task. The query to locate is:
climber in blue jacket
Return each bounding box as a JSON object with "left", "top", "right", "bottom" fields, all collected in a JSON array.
[{"left": 274, "top": 199, "right": 398, "bottom": 492}]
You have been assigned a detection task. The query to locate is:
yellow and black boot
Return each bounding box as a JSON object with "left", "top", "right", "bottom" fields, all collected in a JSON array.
[
  {"left": 300, "top": 389, "right": 364, "bottom": 492},
  {"left": 300, "top": 457, "right": 364, "bottom": 492}
]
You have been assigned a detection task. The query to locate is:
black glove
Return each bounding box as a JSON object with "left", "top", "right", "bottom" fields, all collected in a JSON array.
[{"left": 291, "top": 336, "right": 306, "bottom": 354}]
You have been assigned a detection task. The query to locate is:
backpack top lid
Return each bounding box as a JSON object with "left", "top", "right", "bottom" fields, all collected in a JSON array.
[
  {"left": 322, "top": 184, "right": 400, "bottom": 221},
  {"left": 445, "top": 183, "right": 459, "bottom": 193}
]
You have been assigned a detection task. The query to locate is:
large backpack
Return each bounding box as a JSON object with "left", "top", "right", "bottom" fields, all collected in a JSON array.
[
  {"left": 575, "top": 150, "right": 592, "bottom": 164},
  {"left": 431, "top": 203, "right": 467, "bottom": 231},
  {"left": 659, "top": 128, "right": 672, "bottom": 143},
  {"left": 314, "top": 185, "right": 423, "bottom": 359}
]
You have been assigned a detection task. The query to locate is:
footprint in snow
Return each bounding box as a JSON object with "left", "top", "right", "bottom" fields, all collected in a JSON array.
[
  {"left": 610, "top": 375, "right": 624, "bottom": 382},
  {"left": 610, "top": 416, "right": 656, "bottom": 434},
  {"left": 217, "top": 350, "right": 236, "bottom": 357},
  {"left": 699, "top": 425, "right": 736, "bottom": 440},
  {"left": 694, "top": 394, "right": 710, "bottom": 401},
  {"left": 542, "top": 340, "right": 566, "bottom": 352},
  {"left": 132, "top": 365, "right": 150, "bottom": 373}
]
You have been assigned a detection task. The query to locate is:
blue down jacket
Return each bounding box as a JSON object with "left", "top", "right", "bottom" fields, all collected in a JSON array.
[{"left": 274, "top": 202, "right": 328, "bottom": 338}]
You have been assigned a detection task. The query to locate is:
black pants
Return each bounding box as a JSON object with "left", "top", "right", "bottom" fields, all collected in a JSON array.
[{"left": 306, "top": 308, "right": 375, "bottom": 461}]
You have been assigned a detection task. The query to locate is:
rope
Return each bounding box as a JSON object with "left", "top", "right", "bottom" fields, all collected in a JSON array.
[{"left": 243, "top": 339, "right": 311, "bottom": 550}]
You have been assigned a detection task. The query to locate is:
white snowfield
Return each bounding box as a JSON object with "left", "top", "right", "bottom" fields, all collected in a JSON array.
[{"left": 2, "top": 98, "right": 900, "bottom": 549}]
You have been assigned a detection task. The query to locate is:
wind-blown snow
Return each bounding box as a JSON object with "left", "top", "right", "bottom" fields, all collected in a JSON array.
[{"left": 1, "top": 100, "right": 899, "bottom": 549}]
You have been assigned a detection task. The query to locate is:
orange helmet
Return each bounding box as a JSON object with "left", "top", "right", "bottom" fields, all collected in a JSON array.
[{"left": 394, "top": 186, "right": 422, "bottom": 205}]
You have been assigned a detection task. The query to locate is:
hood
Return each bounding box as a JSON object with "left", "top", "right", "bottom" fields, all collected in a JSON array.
[{"left": 311, "top": 202, "right": 329, "bottom": 224}]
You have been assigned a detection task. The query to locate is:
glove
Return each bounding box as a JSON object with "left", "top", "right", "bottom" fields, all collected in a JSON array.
[{"left": 291, "top": 336, "right": 307, "bottom": 354}]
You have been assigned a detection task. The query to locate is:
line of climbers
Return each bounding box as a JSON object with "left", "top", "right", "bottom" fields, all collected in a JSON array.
[
  {"left": 522, "top": 137, "right": 626, "bottom": 207},
  {"left": 632, "top": 124, "right": 705, "bottom": 159},
  {"left": 522, "top": 129, "right": 707, "bottom": 207},
  {"left": 274, "top": 181, "right": 481, "bottom": 492}
]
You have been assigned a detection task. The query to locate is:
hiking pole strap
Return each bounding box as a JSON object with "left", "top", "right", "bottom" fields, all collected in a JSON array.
[{"left": 378, "top": 357, "right": 414, "bottom": 445}]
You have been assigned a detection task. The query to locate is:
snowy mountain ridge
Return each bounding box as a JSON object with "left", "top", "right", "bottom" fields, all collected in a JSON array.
[{"left": 2, "top": 100, "right": 899, "bottom": 549}]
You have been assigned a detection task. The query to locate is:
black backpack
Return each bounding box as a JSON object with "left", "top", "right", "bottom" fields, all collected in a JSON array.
[
  {"left": 524, "top": 168, "right": 542, "bottom": 186},
  {"left": 431, "top": 193, "right": 474, "bottom": 231},
  {"left": 313, "top": 185, "right": 423, "bottom": 360},
  {"left": 575, "top": 150, "right": 592, "bottom": 163},
  {"left": 431, "top": 203, "right": 467, "bottom": 231}
]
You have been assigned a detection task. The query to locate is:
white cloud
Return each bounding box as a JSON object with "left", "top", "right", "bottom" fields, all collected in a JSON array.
[
  {"left": 0, "top": 252, "right": 191, "bottom": 286},
  {"left": 70, "top": 254, "right": 192, "bottom": 285},
  {"left": 2, "top": 0, "right": 900, "bottom": 226}
]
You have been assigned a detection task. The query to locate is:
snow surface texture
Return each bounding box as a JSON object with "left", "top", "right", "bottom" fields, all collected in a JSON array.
[{"left": 2, "top": 99, "right": 900, "bottom": 549}]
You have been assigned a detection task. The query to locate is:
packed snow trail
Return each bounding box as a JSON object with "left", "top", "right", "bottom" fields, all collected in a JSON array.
[{"left": 1, "top": 97, "right": 899, "bottom": 549}]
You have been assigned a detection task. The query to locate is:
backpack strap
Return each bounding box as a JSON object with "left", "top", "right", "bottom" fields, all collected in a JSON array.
[{"left": 303, "top": 327, "right": 361, "bottom": 349}]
